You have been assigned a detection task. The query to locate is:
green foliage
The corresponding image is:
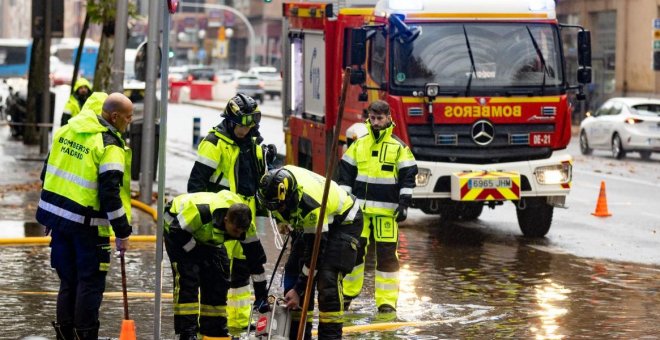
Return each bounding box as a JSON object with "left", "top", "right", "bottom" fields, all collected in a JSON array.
[{"left": 86, "top": 0, "right": 139, "bottom": 24}]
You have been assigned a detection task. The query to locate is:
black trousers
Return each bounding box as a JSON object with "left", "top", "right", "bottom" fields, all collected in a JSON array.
[
  {"left": 50, "top": 224, "right": 110, "bottom": 330},
  {"left": 165, "top": 233, "right": 231, "bottom": 337}
]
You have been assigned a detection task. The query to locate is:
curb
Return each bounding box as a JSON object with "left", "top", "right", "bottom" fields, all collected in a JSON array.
[{"left": 180, "top": 100, "right": 283, "bottom": 120}]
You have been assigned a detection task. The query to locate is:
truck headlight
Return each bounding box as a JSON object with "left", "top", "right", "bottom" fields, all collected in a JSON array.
[
  {"left": 416, "top": 168, "right": 431, "bottom": 187},
  {"left": 534, "top": 163, "right": 571, "bottom": 184}
]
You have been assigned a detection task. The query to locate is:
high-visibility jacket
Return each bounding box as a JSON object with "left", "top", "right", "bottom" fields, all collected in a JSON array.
[
  {"left": 164, "top": 191, "right": 247, "bottom": 249},
  {"left": 338, "top": 120, "right": 418, "bottom": 216},
  {"left": 36, "top": 92, "right": 132, "bottom": 238},
  {"left": 63, "top": 78, "right": 92, "bottom": 118},
  {"left": 272, "top": 165, "right": 361, "bottom": 276}
]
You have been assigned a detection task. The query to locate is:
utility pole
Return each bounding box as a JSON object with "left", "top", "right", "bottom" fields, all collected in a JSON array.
[
  {"left": 39, "top": 0, "right": 52, "bottom": 155},
  {"left": 111, "top": 0, "right": 129, "bottom": 93}
]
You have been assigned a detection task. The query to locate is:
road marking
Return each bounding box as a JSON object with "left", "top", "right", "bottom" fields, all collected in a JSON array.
[{"left": 573, "top": 169, "right": 660, "bottom": 188}]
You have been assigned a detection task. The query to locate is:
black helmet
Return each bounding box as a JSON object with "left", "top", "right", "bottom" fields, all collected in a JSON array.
[
  {"left": 222, "top": 93, "right": 261, "bottom": 127},
  {"left": 257, "top": 168, "right": 297, "bottom": 211}
]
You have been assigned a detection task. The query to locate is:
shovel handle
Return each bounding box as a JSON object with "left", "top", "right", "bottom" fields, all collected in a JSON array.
[{"left": 121, "top": 254, "right": 129, "bottom": 320}]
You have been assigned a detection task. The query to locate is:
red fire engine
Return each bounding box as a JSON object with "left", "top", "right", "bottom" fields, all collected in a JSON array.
[{"left": 281, "top": 0, "right": 592, "bottom": 237}]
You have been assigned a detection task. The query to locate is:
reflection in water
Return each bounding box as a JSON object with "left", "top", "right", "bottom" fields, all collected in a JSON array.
[{"left": 532, "top": 279, "right": 570, "bottom": 339}]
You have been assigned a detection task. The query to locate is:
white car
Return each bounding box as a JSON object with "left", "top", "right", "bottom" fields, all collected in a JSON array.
[
  {"left": 248, "top": 66, "right": 281, "bottom": 99},
  {"left": 579, "top": 97, "right": 660, "bottom": 160}
]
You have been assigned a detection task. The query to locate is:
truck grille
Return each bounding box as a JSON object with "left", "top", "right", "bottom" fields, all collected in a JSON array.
[{"left": 407, "top": 123, "right": 555, "bottom": 164}]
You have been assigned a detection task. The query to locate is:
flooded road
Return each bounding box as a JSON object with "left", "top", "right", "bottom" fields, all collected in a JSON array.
[{"left": 2, "top": 219, "right": 658, "bottom": 339}]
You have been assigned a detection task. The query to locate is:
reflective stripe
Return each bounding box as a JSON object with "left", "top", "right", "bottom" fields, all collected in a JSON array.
[
  {"left": 343, "top": 263, "right": 364, "bottom": 282},
  {"left": 251, "top": 273, "right": 267, "bottom": 283},
  {"left": 302, "top": 265, "right": 318, "bottom": 277},
  {"left": 340, "top": 185, "right": 352, "bottom": 194},
  {"left": 196, "top": 155, "right": 218, "bottom": 169},
  {"left": 99, "top": 162, "right": 124, "bottom": 173},
  {"left": 182, "top": 238, "right": 196, "bottom": 252},
  {"left": 229, "top": 286, "right": 252, "bottom": 295},
  {"left": 99, "top": 262, "right": 109, "bottom": 271},
  {"left": 397, "top": 159, "right": 417, "bottom": 168},
  {"left": 375, "top": 282, "right": 399, "bottom": 291},
  {"left": 319, "top": 310, "right": 343, "bottom": 323},
  {"left": 174, "top": 302, "right": 200, "bottom": 315},
  {"left": 342, "top": 154, "right": 356, "bottom": 166},
  {"left": 200, "top": 304, "right": 227, "bottom": 317},
  {"left": 163, "top": 213, "right": 174, "bottom": 224},
  {"left": 106, "top": 206, "right": 126, "bottom": 220},
  {"left": 376, "top": 270, "right": 400, "bottom": 279},
  {"left": 303, "top": 224, "right": 327, "bottom": 234},
  {"left": 345, "top": 203, "right": 360, "bottom": 222},
  {"left": 47, "top": 164, "right": 97, "bottom": 190},
  {"left": 356, "top": 198, "right": 398, "bottom": 210},
  {"left": 176, "top": 212, "right": 194, "bottom": 233},
  {"left": 227, "top": 299, "right": 253, "bottom": 308},
  {"left": 337, "top": 194, "right": 346, "bottom": 214},
  {"left": 400, "top": 187, "right": 414, "bottom": 196},
  {"left": 38, "top": 199, "right": 109, "bottom": 226},
  {"left": 355, "top": 175, "right": 397, "bottom": 185},
  {"left": 241, "top": 235, "right": 259, "bottom": 244},
  {"left": 209, "top": 175, "right": 230, "bottom": 188}
]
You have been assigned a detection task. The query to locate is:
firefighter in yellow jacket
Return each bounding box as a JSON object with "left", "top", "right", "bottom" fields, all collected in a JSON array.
[
  {"left": 339, "top": 99, "right": 418, "bottom": 314},
  {"left": 187, "top": 93, "right": 276, "bottom": 329},
  {"left": 164, "top": 191, "right": 252, "bottom": 339},
  {"left": 36, "top": 92, "right": 133, "bottom": 340},
  {"left": 61, "top": 77, "right": 92, "bottom": 126},
  {"left": 257, "top": 165, "right": 362, "bottom": 340}
]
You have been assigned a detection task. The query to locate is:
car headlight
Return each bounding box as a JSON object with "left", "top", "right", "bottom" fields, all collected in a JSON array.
[
  {"left": 534, "top": 163, "right": 571, "bottom": 185},
  {"left": 416, "top": 168, "right": 431, "bottom": 187}
]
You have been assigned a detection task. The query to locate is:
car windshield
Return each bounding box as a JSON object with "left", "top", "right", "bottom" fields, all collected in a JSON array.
[
  {"left": 391, "top": 22, "right": 563, "bottom": 92},
  {"left": 631, "top": 104, "right": 660, "bottom": 116}
]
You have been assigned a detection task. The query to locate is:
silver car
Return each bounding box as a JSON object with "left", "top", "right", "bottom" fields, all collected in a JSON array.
[
  {"left": 236, "top": 75, "right": 265, "bottom": 103},
  {"left": 579, "top": 97, "right": 660, "bottom": 160}
]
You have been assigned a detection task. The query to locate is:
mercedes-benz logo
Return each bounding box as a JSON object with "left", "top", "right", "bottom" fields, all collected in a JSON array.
[{"left": 471, "top": 120, "right": 495, "bottom": 145}]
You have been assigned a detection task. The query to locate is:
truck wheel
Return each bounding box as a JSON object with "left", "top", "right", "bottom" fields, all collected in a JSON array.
[
  {"left": 457, "top": 203, "right": 484, "bottom": 221},
  {"left": 516, "top": 197, "right": 553, "bottom": 237},
  {"left": 579, "top": 130, "right": 592, "bottom": 155}
]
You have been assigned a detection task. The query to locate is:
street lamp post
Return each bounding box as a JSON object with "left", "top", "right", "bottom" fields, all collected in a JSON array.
[{"left": 179, "top": 1, "right": 256, "bottom": 69}]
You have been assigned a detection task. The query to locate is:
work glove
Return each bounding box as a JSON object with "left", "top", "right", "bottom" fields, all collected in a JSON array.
[
  {"left": 394, "top": 204, "right": 408, "bottom": 223},
  {"left": 265, "top": 144, "right": 277, "bottom": 166}
]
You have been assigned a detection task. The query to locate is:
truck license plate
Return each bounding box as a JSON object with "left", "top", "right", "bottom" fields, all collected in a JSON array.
[{"left": 468, "top": 177, "right": 512, "bottom": 189}]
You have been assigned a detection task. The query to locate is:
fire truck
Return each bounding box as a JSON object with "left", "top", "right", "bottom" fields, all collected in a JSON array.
[{"left": 280, "top": 0, "right": 592, "bottom": 237}]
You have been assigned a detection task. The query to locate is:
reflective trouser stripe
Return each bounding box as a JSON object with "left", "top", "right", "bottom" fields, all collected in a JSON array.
[
  {"left": 200, "top": 304, "right": 227, "bottom": 317},
  {"left": 319, "top": 310, "right": 343, "bottom": 324},
  {"left": 290, "top": 310, "right": 314, "bottom": 322},
  {"left": 375, "top": 270, "right": 400, "bottom": 308},
  {"left": 174, "top": 302, "right": 200, "bottom": 316},
  {"left": 227, "top": 285, "right": 251, "bottom": 329},
  {"left": 342, "top": 263, "right": 365, "bottom": 298}
]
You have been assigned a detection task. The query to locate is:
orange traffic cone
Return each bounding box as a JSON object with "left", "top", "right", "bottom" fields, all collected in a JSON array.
[
  {"left": 119, "top": 319, "right": 136, "bottom": 340},
  {"left": 591, "top": 181, "right": 612, "bottom": 217}
]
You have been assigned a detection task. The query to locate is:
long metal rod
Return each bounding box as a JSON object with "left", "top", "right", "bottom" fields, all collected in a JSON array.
[
  {"left": 179, "top": 1, "right": 257, "bottom": 68},
  {"left": 296, "top": 67, "right": 352, "bottom": 338},
  {"left": 40, "top": 0, "right": 52, "bottom": 155},
  {"left": 111, "top": 0, "right": 128, "bottom": 93},
  {"left": 121, "top": 254, "right": 130, "bottom": 320},
  {"left": 139, "top": 0, "right": 161, "bottom": 203},
  {"left": 153, "top": 2, "right": 170, "bottom": 338}
]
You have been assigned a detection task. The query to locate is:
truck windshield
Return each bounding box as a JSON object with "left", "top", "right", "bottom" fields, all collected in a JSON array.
[{"left": 391, "top": 23, "right": 563, "bottom": 93}]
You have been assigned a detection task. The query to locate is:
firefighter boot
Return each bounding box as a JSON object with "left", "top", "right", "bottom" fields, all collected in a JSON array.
[
  {"left": 73, "top": 322, "right": 99, "bottom": 340},
  {"left": 177, "top": 332, "right": 198, "bottom": 340},
  {"left": 52, "top": 321, "right": 74, "bottom": 340}
]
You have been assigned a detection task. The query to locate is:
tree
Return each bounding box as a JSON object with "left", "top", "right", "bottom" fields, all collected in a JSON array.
[{"left": 86, "top": 0, "right": 138, "bottom": 92}]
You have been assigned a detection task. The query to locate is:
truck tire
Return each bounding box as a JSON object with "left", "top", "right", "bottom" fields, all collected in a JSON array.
[
  {"left": 456, "top": 203, "right": 484, "bottom": 221},
  {"left": 516, "top": 197, "right": 553, "bottom": 237}
]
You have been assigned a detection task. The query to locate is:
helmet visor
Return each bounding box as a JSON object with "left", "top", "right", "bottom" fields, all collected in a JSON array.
[
  {"left": 238, "top": 111, "right": 261, "bottom": 127},
  {"left": 256, "top": 188, "right": 281, "bottom": 211}
]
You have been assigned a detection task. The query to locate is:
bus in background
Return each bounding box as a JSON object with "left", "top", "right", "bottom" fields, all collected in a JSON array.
[
  {"left": 0, "top": 39, "right": 31, "bottom": 78},
  {"left": 51, "top": 38, "right": 99, "bottom": 80}
]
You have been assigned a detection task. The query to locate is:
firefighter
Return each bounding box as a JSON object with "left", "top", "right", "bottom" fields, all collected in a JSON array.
[
  {"left": 36, "top": 92, "right": 133, "bottom": 340},
  {"left": 164, "top": 190, "right": 252, "bottom": 339},
  {"left": 257, "top": 165, "right": 362, "bottom": 340},
  {"left": 339, "top": 99, "right": 418, "bottom": 314},
  {"left": 61, "top": 77, "right": 92, "bottom": 126},
  {"left": 187, "top": 93, "right": 276, "bottom": 329}
]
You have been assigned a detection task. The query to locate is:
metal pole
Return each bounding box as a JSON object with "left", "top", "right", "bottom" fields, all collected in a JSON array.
[
  {"left": 153, "top": 2, "right": 170, "bottom": 337},
  {"left": 40, "top": 0, "right": 51, "bottom": 155},
  {"left": 71, "top": 14, "right": 89, "bottom": 96},
  {"left": 296, "top": 68, "right": 352, "bottom": 338},
  {"left": 111, "top": 0, "right": 129, "bottom": 93},
  {"left": 179, "top": 1, "right": 257, "bottom": 68},
  {"left": 139, "top": 0, "right": 161, "bottom": 203}
]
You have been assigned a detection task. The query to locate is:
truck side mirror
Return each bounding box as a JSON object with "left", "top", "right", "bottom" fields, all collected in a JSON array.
[
  {"left": 577, "top": 67, "right": 592, "bottom": 84},
  {"left": 348, "top": 28, "right": 367, "bottom": 66},
  {"left": 577, "top": 30, "right": 591, "bottom": 67}
]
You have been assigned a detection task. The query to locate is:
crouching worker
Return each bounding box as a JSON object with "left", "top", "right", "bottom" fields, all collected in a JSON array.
[
  {"left": 257, "top": 165, "right": 362, "bottom": 340},
  {"left": 164, "top": 190, "right": 252, "bottom": 340}
]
